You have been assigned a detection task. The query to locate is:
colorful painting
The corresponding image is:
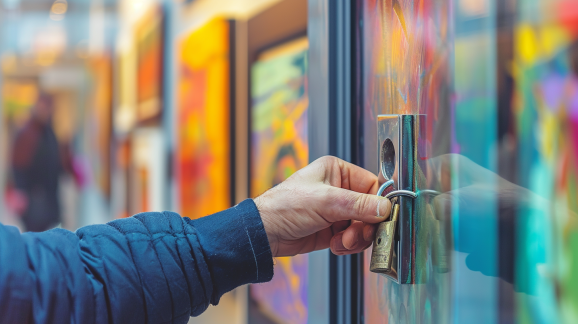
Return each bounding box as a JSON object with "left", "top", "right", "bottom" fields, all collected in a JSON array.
[
  {"left": 249, "top": 37, "right": 308, "bottom": 324},
  {"left": 513, "top": 1, "right": 578, "bottom": 322},
  {"left": 177, "top": 18, "right": 231, "bottom": 219},
  {"left": 136, "top": 5, "right": 163, "bottom": 123}
]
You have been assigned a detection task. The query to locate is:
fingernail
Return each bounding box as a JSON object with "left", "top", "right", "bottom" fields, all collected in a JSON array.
[
  {"left": 332, "top": 243, "right": 348, "bottom": 254},
  {"left": 377, "top": 198, "right": 391, "bottom": 218},
  {"left": 363, "top": 225, "right": 375, "bottom": 241},
  {"left": 331, "top": 236, "right": 348, "bottom": 254},
  {"left": 344, "top": 237, "right": 358, "bottom": 250},
  {"left": 333, "top": 247, "right": 348, "bottom": 254}
]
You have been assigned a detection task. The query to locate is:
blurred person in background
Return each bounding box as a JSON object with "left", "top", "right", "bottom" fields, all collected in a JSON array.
[{"left": 8, "top": 93, "right": 75, "bottom": 232}]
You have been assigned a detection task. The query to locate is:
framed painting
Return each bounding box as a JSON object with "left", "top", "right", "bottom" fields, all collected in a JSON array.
[
  {"left": 177, "top": 18, "right": 232, "bottom": 219},
  {"left": 249, "top": 37, "right": 309, "bottom": 324}
]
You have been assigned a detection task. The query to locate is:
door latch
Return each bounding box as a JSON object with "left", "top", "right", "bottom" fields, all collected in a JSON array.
[
  {"left": 369, "top": 114, "right": 450, "bottom": 283},
  {"left": 369, "top": 115, "right": 419, "bottom": 284}
]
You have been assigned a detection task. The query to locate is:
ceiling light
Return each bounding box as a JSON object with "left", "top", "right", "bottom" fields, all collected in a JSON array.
[{"left": 51, "top": 0, "right": 67, "bottom": 15}]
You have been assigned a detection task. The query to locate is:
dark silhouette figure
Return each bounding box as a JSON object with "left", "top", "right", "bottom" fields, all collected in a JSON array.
[{"left": 10, "top": 93, "right": 63, "bottom": 232}]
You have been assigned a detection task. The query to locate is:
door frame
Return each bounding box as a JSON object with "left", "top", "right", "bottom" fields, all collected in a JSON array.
[{"left": 308, "top": 0, "right": 364, "bottom": 323}]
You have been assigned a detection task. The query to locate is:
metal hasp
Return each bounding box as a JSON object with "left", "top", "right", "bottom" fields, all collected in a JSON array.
[{"left": 370, "top": 114, "right": 419, "bottom": 284}]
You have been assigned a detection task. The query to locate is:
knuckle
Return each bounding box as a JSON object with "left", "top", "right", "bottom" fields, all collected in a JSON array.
[
  {"left": 352, "top": 193, "right": 369, "bottom": 218},
  {"left": 315, "top": 156, "right": 335, "bottom": 171},
  {"left": 317, "top": 155, "right": 335, "bottom": 163},
  {"left": 311, "top": 156, "right": 338, "bottom": 183}
]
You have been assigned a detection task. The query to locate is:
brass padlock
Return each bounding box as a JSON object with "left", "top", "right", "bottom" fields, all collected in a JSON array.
[
  {"left": 373, "top": 115, "right": 421, "bottom": 283},
  {"left": 370, "top": 202, "right": 399, "bottom": 274}
]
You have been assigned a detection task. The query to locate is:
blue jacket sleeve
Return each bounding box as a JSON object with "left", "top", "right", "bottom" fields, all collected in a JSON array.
[{"left": 0, "top": 199, "right": 274, "bottom": 324}]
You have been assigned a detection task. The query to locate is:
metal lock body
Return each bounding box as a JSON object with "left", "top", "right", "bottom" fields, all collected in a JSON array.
[
  {"left": 370, "top": 203, "right": 399, "bottom": 274},
  {"left": 370, "top": 115, "right": 418, "bottom": 284}
]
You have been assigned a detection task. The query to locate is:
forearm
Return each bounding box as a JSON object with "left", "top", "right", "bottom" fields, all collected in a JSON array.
[
  {"left": 0, "top": 199, "right": 274, "bottom": 323},
  {"left": 188, "top": 199, "right": 275, "bottom": 303}
]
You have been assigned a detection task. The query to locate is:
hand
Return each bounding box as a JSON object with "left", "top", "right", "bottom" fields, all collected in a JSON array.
[
  {"left": 427, "top": 154, "right": 552, "bottom": 290},
  {"left": 5, "top": 188, "right": 28, "bottom": 216},
  {"left": 254, "top": 156, "right": 392, "bottom": 257}
]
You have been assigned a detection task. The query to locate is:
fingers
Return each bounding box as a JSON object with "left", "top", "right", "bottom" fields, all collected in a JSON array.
[
  {"left": 342, "top": 221, "right": 378, "bottom": 247},
  {"left": 330, "top": 230, "right": 373, "bottom": 255},
  {"left": 363, "top": 223, "right": 377, "bottom": 242},
  {"left": 313, "top": 156, "right": 380, "bottom": 194},
  {"left": 337, "top": 160, "right": 381, "bottom": 194},
  {"left": 432, "top": 192, "right": 453, "bottom": 221},
  {"left": 331, "top": 220, "right": 351, "bottom": 235},
  {"left": 321, "top": 186, "right": 392, "bottom": 224},
  {"left": 330, "top": 221, "right": 375, "bottom": 255},
  {"left": 342, "top": 221, "right": 365, "bottom": 249},
  {"left": 308, "top": 156, "right": 392, "bottom": 224}
]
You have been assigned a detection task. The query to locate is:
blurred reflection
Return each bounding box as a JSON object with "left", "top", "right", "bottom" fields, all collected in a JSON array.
[
  {"left": 8, "top": 93, "right": 76, "bottom": 232},
  {"left": 427, "top": 153, "right": 562, "bottom": 294}
]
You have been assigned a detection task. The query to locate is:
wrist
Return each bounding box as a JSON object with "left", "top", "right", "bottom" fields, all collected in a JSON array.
[{"left": 253, "top": 195, "right": 279, "bottom": 257}]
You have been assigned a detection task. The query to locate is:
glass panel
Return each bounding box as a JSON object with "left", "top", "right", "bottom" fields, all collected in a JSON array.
[
  {"left": 514, "top": 0, "right": 578, "bottom": 322},
  {"left": 362, "top": 0, "right": 498, "bottom": 322},
  {"left": 362, "top": 0, "right": 456, "bottom": 321},
  {"left": 453, "top": 0, "right": 499, "bottom": 321},
  {"left": 362, "top": 0, "right": 578, "bottom": 322}
]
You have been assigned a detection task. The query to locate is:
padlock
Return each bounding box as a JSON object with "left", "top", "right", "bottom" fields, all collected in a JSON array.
[
  {"left": 370, "top": 202, "right": 400, "bottom": 274},
  {"left": 372, "top": 114, "right": 420, "bottom": 284}
]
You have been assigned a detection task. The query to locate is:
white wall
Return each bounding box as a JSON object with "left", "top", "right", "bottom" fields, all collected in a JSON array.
[{"left": 178, "top": 0, "right": 281, "bottom": 35}]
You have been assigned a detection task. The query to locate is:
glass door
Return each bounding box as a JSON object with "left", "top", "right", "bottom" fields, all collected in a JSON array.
[
  {"left": 358, "top": 0, "right": 578, "bottom": 323},
  {"left": 360, "top": 0, "right": 500, "bottom": 322}
]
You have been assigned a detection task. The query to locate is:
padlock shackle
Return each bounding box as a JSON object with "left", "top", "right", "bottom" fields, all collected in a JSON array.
[
  {"left": 376, "top": 180, "right": 395, "bottom": 197},
  {"left": 384, "top": 190, "right": 418, "bottom": 200}
]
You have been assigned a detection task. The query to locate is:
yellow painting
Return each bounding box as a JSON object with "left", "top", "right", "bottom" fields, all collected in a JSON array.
[{"left": 177, "top": 18, "right": 230, "bottom": 219}]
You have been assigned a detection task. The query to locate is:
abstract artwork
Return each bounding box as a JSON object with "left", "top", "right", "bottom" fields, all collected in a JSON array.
[
  {"left": 513, "top": 1, "right": 578, "bottom": 322},
  {"left": 177, "top": 18, "right": 231, "bottom": 219},
  {"left": 249, "top": 37, "right": 309, "bottom": 324}
]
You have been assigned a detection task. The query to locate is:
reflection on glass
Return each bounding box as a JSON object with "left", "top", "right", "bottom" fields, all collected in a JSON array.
[
  {"left": 363, "top": 0, "right": 455, "bottom": 322},
  {"left": 514, "top": 0, "right": 578, "bottom": 322},
  {"left": 362, "top": 0, "right": 578, "bottom": 323}
]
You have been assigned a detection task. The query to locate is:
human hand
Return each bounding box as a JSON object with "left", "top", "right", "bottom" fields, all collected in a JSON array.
[
  {"left": 427, "top": 154, "right": 547, "bottom": 288},
  {"left": 254, "top": 156, "right": 392, "bottom": 257}
]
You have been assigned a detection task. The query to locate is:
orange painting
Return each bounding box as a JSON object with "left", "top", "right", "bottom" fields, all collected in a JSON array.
[
  {"left": 136, "top": 6, "right": 163, "bottom": 122},
  {"left": 177, "top": 18, "right": 230, "bottom": 219}
]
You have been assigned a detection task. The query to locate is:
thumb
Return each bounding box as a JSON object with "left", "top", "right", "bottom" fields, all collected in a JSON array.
[{"left": 320, "top": 186, "right": 392, "bottom": 224}]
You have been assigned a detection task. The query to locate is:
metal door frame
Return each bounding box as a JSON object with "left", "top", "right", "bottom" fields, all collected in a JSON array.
[{"left": 308, "top": 0, "right": 364, "bottom": 323}]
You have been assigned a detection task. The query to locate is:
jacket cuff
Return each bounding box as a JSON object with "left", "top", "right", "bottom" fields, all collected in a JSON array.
[{"left": 188, "top": 199, "right": 274, "bottom": 304}]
